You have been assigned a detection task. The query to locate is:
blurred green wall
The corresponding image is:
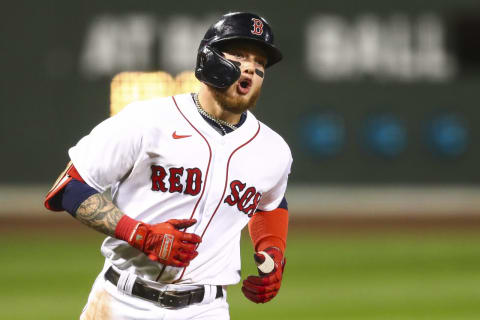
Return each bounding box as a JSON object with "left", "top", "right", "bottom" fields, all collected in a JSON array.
[{"left": 1, "top": 0, "right": 479, "bottom": 184}]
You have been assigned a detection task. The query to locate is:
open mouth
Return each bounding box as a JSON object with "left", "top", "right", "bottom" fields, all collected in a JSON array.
[
  {"left": 240, "top": 79, "right": 251, "bottom": 88},
  {"left": 237, "top": 78, "right": 252, "bottom": 94}
]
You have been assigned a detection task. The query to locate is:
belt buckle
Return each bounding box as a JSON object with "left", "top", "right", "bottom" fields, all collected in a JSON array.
[{"left": 158, "top": 290, "right": 191, "bottom": 309}]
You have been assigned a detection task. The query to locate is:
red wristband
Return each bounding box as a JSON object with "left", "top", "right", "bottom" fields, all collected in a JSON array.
[{"left": 114, "top": 215, "right": 140, "bottom": 241}]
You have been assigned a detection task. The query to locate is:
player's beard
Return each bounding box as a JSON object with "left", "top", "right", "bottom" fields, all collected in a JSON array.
[{"left": 212, "top": 85, "right": 261, "bottom": 114}]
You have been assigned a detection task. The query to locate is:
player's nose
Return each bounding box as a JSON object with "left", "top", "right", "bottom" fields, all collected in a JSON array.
[{"left": 242, "top": 61, "right": 255, "bottom": 75}]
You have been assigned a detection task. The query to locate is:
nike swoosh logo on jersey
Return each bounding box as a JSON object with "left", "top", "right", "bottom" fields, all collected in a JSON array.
[{"left": 172, "top": 131, "right": 192, "bottom": 139}]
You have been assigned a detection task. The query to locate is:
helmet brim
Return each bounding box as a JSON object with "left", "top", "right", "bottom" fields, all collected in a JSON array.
[{"left": 210, "top": 36, "right": 283, "bottom": 68}]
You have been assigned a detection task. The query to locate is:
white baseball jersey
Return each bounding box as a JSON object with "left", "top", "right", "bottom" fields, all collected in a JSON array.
[{"left": 69, "top": 93, "right": 292, "bottom": 288}]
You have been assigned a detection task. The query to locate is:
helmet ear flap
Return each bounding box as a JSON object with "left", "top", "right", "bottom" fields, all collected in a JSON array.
[{"left": 195, "top": 45, "right": 241, "bottom": 89}]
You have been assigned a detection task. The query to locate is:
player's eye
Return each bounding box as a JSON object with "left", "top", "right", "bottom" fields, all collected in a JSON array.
[
  {"left": 235, "top": 53, "right": 246, "bottom": 59},
  {"left": 256, "top": 60, "right": 267, "bottom": 68}
]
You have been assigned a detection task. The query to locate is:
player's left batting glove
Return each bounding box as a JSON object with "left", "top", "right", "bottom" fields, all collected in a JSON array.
[
  {"left": 241, "top": 247, "right": 286, "bottom": 303},
  {"left": 115, "top": 215, "right": 202, "bottom": 267}
]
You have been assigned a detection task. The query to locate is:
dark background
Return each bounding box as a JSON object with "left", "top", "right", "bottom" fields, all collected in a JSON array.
[{"left": 2, "top": 0, "right": 479, "bottom": 185}]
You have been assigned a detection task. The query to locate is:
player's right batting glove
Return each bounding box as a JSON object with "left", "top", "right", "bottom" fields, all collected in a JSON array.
[
  {"left": 242, "top": 247, "right": 286, "bottom": 303},
  {"left": 115, "top": 216, "right": 202, "bottom": 267}
]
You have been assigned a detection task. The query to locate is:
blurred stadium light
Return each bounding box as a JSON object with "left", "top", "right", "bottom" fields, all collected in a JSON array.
[
  {"left": 363, "top": 113, "right": 407, "bottom": 158},
  {"left": 110, "top": 71, "right": 201, "bottom": 115},
  {"left": 425, "top": 113, "right": 469, "bottom": 158},
  {"left": 300, "top": 112, "right": 345, "bottom": 157}
]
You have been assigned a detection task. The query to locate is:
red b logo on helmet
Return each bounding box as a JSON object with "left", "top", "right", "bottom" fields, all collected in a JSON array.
[{"left": 251, "top": 18, "right": 264, "bottom": 36}]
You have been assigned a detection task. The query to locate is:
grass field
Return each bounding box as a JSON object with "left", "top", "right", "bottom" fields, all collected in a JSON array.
[{"left": 1, "top": 226, "right": 480, "bottom": 319}]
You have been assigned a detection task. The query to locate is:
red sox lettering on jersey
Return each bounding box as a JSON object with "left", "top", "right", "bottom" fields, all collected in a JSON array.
[
  {"left": 224, "top": 180, "right": 262, "bottom": 217},
  {"left": 151, "top": 165, "right": 203, "bottom": 196},
  {"left": 151, "top": 165, "right": 262, "bottom": 217}
]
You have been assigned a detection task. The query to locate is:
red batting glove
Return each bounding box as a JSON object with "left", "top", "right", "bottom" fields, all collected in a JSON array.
[
  {"left": 115, "top": 215, "right": 202, "bottom": 267},
  {"left": 241, "top": 247, "right": 286, "bottom": 303}
]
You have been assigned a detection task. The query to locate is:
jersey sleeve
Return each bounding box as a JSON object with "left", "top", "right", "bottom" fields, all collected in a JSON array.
[
  {"left": 44, "top": 162, "right": 86, "bottom": 211},
  {"left": 257, "top": 152, "right": 293, "bottom": 212},
  {"left": 68, "top": 103, "right": 145, "bottom": 193}
]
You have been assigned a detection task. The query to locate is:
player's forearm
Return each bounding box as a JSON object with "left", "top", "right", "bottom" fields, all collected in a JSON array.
[
  {"left": 75, "top": 193, "right": 124, "bottom": 237},
  {"left": 248, "top": 208, "right": 288, "bottom": 253}
]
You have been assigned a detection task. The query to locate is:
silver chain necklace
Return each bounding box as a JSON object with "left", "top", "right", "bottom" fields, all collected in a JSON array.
[{"left": 193, "top": 93, "right": 237, "bottom": 134}]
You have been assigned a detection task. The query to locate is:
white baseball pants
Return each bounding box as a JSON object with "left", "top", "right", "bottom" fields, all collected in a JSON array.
[{"left": 80, "top": 265, "right": 230, "bottom": 320}]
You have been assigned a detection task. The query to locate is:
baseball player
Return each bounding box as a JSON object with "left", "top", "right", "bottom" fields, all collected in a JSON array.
[{"left": 45, "top": 12, "right": 292, "bottom": 320}]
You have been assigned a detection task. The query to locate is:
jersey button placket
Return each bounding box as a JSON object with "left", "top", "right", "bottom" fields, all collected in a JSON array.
[{"left": 196, "top": 144, "right": 228, "bottom": 234}]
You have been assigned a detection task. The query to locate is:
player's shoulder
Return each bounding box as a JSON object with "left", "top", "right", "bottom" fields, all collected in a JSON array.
[
  {"left": 254, "top": 116, "right": 292, "bottom": 161},
  {"left": 113, "top": 96, "right": 184, "bottom": 131}
]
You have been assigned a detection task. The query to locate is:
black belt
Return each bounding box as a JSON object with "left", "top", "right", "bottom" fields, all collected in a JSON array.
[{"left": 104, "top": 267, "right": 223, "bottom": 309}]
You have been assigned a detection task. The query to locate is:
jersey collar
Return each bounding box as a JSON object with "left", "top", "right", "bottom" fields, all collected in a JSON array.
[{"left": 173, "top": 93, "right": 260, "bottom": 144}]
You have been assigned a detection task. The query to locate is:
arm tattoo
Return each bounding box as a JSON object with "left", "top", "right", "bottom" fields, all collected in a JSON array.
[{"left": 75, "top": 193, "right": 123, "bottom": 237}]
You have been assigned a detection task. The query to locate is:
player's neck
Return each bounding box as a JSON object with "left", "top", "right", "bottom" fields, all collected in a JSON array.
[{"left": 197, "top": 87, "right": 242, "bottom": 125}]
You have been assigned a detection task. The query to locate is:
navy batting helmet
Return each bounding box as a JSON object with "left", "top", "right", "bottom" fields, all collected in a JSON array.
[{"left": 195, "top": 12, "right": 283, "bottom": 89}]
